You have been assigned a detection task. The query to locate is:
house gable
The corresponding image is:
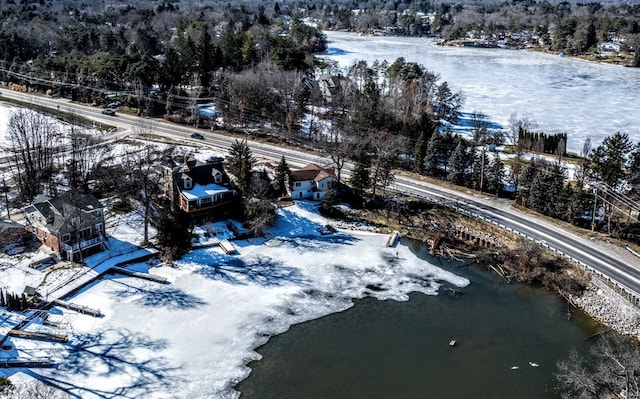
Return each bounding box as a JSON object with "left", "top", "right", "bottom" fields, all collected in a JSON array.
[
  {"left": 169, "top": 156, "right": 236, "bottom": 219},
  {"left": 23, "top": 194, "right": 106, "bottom": 261},
  {"left": 289, "top": 163, "right": 336, "bottom": 200}
]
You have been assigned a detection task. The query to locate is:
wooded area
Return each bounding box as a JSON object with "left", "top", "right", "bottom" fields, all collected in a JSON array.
[{"left": 1, "top": 0, "right": 639, "bottom": 240}]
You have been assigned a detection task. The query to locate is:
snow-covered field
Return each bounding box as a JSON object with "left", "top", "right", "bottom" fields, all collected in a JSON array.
[{"left": 1, "top": 200, "right": 469, "bottom": 398}]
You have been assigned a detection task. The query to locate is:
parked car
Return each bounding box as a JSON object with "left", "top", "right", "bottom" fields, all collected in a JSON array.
[
  {"left": 102, "top": 109, "right": 116, "bottom": 116},
  {"left": 191, "top": 132, "right": 204, "bottom": 139}
]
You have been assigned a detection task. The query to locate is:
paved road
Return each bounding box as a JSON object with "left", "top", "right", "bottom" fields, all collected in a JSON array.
[{"left": 2, "top": 89, "right": 640, "bottom": 302}]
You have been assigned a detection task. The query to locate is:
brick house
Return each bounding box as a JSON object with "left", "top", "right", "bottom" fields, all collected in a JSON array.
[{"left": 23, "top": 194, "right": 106, "bottom": 261}]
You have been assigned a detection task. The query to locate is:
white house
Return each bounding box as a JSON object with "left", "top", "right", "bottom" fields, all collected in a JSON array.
[{"left": 289, "top": 163, "right": 337, "bottom": 200}]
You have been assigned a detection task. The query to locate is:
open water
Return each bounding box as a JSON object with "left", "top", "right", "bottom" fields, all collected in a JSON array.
[{"left": 238, "top": 239, "right": 600, "bottom": 398}]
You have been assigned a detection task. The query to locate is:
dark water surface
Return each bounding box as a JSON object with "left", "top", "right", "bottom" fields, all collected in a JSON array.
[{"left": 238, "top": 240, "right": 600, "bottom": 398}]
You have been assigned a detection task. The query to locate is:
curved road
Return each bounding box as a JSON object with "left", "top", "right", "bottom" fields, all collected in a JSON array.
[{"left": 2, "top": 89, "right": 640, "bottom": 303}]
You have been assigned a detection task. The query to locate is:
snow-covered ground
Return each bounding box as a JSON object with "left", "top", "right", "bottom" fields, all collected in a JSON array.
[{"left": 1, "top": 201, "right": 469, "bottom": 398}]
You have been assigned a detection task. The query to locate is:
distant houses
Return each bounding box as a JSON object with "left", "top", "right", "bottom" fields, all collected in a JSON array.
[
  {"left": 289, "top": 163, "right": 337, "bottom": 201},
  {"left": 316, "top": 74, "right": 354, "bottom": 103},
  {"left": 23, "top": 194, "right": 107, "bottom": 261}
]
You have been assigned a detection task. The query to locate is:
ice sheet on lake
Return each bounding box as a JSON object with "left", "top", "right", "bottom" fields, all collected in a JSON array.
[{"left": 321, "top": 31, "right": 640, "bottom": 154}]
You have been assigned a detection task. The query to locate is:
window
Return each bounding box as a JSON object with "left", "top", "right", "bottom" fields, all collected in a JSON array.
[
  {"left": 184, "top": 178, "right": 192, "bottom": 189},
  {"left": 295, "top": 182, "right": 301, "bottom": 187},
  {"left": 215, "top": 174, "right": 222, "bottom": 183},
  {"left": 63, "top": 233, "right": 70, "bottom": 242}
]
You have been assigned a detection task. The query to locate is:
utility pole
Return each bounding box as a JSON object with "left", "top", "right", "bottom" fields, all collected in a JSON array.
[
  {"left": 479, "top": 147, "right": 485, "bottom": 193},
  {"left": 591, "top": 186, "right": 598, "bottom": 231}
]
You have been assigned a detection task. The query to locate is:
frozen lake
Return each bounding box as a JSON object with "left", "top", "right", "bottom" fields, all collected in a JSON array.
[{"left": 321, "top": 31, "right": 640, "bottom": 154}]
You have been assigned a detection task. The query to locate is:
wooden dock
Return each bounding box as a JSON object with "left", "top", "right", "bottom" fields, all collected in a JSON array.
[
  {"left": 219, "top": 239, "right": 237, "bottom": 254},
  {"left": 8, "top": 329, "right": 68, "bottom": 343},
  {"left": 0, "top": 357, "right": 55, "bottom": 368},
  {"left": 386, "top": 231, "right": 401, "bottom": 247},
  {"left": 111, "top": 267, "right": 168, "bottom": 284},
  {"left": 51, "top": 299, "right": 102, "bottom": 317}
]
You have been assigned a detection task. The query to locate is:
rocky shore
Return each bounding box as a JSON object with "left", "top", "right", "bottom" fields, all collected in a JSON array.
[{"left": 573, "top": 277, "right": 640, "bottom": 340}]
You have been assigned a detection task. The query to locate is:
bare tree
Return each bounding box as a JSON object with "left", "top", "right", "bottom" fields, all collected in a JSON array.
[
  {"left": 324, "top": 124, "right": 354, "bottom": 186},
  {"left": 5, "top": 108, "right": 61, "bottom": 201},
  {"left": 371, "top": 131, "right": 408, "bottom": 200},
  {"left": 508, "top": 112, "right": 538, "bottom": 153},
  {"left": 471, "top": 110, "right": 488, "bottom": 147},
  {"left": 245, "top": 170, "right": 276, "bottom": 235},
  {"left": 0, "top": 380, "right": 70, "bottom": 399},
  {"left": 130, "top": 124, "right": 164, "bottom": 245},
  {"left": 556, "top": 333, "right": 640, "bottom": 399},
  {"left": 574, "top": 137, "right": 592, "bottom": 189},
  {"left": 65, "top": 114, "right": 110, "bottom": 193}
]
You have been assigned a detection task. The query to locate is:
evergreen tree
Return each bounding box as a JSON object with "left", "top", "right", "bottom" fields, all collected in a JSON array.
[
  {"left": 321, "top": 180, "right": 340, "bottom": 210},
  {"left": 413, "top": 131, "right": 428, "bottom": 173},
  {"left": 628, "top": 143, "right": 640, "bottom": 198},
  {"left": 471, "top": 148, "right": 487, "bottom": 192},
  {"left": 198, "top": 25, "right": 216, "bottom": 93},
  {"left": 156, "top": 208, "right": 193, "bottom": 263},
  {"left": 486, "top": 153, "right": 505, "bottom": 196},
  {"left": 564, "top": 185, "right": 590, "bottom": 225},
  {"left": 423, "top": 132, "right": 441, "bottom": 177},
  {"left": 530, "top": 171, "right": 551, "bottom": 215},
  {"left": 350, "top": 149, "right": 371, "bottom": 203},
  {"left": 227, "top": 139, "right": 256, "bottom": 195},
  {"left": 588, "top": 132, "right": 632, "bottom": 190},
  {"left": 447, "top": 138, "right": 471, "bottom": 186},
  {"left": 517, "top": 159, "right": 539, "bottom": 207},
  {"left": 529, "top": 162, "right": 566, "bottom": 218},
  {"left": 273, "top": 155, "right": 290, "bottom": 196},
  {"left": 587, "top": 132, "right": 633, "bottom": 232}
]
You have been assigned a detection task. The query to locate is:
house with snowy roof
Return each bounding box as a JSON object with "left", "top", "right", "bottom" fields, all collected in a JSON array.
[
  {"left": 289, "top": 163, "right": 337, "bottom": 200},
  {"left": 169, "top": 155, "right": 236, "bottom": 220},
  {"left": 23, "top": 194, "right": 106, "bottom": 262}
]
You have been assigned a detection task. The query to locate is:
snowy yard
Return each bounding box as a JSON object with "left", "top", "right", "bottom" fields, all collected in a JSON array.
[{"left": 1, "top": 201, "right": 469, "bottom": 398}]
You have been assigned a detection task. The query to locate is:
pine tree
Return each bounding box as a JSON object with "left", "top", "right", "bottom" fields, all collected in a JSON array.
[
  {"left": 273, "top": 155, "right": 290, "bottom": 196},
  {"left": 471, "top": 149, "right": 486, "bottom": 192},
  {"left": 486, "top": 153, "right": 505, "bottom": 196},
  {"left": 413, "top": 131, "right": 428, "bottom": 172},
  {"left": 350, "top": 149, "right": 371, "bottom": 202},
  {"left": 423, "top": 132, "right": 441, "bottom": 177},
  {"left": 227, "top": 139, "right": 255, "bottom": 195},
  {"left": 517, "top": 159, "right": 539, "bottom": 207},
  {"left": 447, "top": 138, "right": 470, "bottom": 186},
  {"left": 156, "top": 208, "right": 193, "bottom": 263}
]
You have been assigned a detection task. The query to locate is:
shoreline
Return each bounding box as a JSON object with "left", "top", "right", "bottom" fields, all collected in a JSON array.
[
  {"left": 330, "top": 29, "right": 637, "bottom": 68},
  {"left": 328, "top": 200, "right": 640, "bottom": 341},
  {"left": 573, "top": 277, "right": 640, "bottom": 339}
]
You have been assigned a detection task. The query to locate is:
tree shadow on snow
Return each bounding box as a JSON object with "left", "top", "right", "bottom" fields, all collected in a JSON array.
[
  {"left": 196, "top": 255, "right": 306, "bottom": 287},
  {"left": 110, "top": 281, "right": 208, "bottom": 310},
  {"left": 268, "top": 233, "right": 359, "bottom": 252},
  {"left": 25, "top": 328, "right": 183, "bottom": 399}
]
